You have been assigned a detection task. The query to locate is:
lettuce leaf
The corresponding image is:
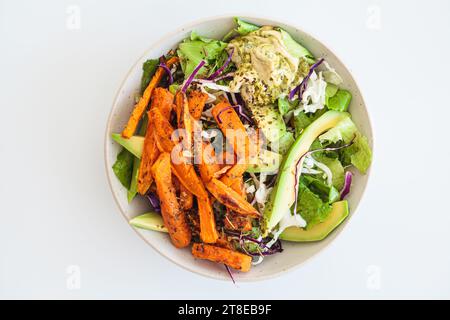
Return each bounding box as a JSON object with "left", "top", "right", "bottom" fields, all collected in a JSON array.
[
  {"left": 319, "top": 116, "right": 372, "bottom": 174},
  {"left": 340, "top": 133, "right": 372, "bottom": 174},
  {"left": 112, "top": 148, "right": 134, "bottom": 189},
  {"left": 223, "top": 18, "right": 260, "bottom": 41},
  {"left": 313, "top": 153, "right": 345, "bottom": 190},
  {"left": 296, "top": 180, "right": 333, "bottom": 229},
  {"left": 319, "top": 115, "right": 357, "bottom": 144},
  {"left": 140, "top": 59, "right": 159, "bottom": 94},
  {"left": 277, "top": 28, "right": 315, "bottom": 64},
  {"left": 327, "top": 89, "right": 352, "bottom": 112},
  {"left": 235, "top": 18, "right": 260, "bottom": 35},
  {"left": 177, "top": 32, "right": 227, "bottom": 76},
  {"left": 303, "top": 175, "right": 340, "bottom": 204}
]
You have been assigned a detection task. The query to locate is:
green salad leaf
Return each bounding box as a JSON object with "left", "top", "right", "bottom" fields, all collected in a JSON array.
[
  {"left": 223, "top": 18, "right": 260, "bottom": 41},
  {"left": 177, "top": 32, "right": 227, "bottom": 76},
  {"left": 277, "top": 28, "right": 315, "bottom": 64},
  {"left": 326, "top": 89, "right": 352, "bottom": 112},
  {"left": 313, "top": 153, "right": 345, "bottom": 190},
  {"left": 278, "top": 96, "right": 298, "bottom": 116},
  {"left": 325, "top": 83, "right": 338, "bottom": 100},
  {"left": 303, "top": 175, "right": 340, "bottom": 204},
  {"left": 319, "top": 116, "right": 357, "bottom": 144},
  {"left": 140, "top": 59, "right": 159, "bottom": 94},
  {"left": 296, "top": 180, "right": 333, "bottom": 229},
  {"left": 235, "top": 18, "right": 260, "bottom": 35},
  {"left": 318, "top": 116, "right": 372, "bottom": 174},
  {"left": 340, "top": 133, "right": 372, "bottom": 174},
  {"left": 112, "top": 148, "right": 134, "bottom": 189}
]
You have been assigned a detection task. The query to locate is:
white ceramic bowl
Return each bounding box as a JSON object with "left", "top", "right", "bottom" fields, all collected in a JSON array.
[{"left": 105, "top": 15, "right": 373, "bottom": 281}]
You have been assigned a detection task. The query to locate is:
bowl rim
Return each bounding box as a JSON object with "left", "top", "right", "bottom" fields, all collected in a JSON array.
[{"left": 104, "top": 13, "right": 374, "bottom": 282}]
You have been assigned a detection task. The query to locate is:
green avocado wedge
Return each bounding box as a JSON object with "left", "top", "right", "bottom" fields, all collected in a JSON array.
[
  {"left": 280, "top": 200, "right": 349, "bottom": 242},
  {"left": 246, "top": 149, "right": 282, "bottom": 173},
  {"left": 111, "top": 133, "right": 144, "bottom": 159},
  {"left": 129, "top": 212, "right": 168, "bottom": 233},
  {"left": 263, "top": 110, "right": 351, "bottom": 236}
]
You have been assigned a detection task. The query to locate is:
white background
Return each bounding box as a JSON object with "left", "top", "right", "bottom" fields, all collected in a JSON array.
[{"left": 1, "top": 0, "right": 449, "bottom": 299}]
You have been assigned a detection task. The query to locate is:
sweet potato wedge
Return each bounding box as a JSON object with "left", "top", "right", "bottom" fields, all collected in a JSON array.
[
  {"left": 152, "top": 87, "right": 174, "bottom": 120},
  {"left": 151, "top": 153, "right": 191, "bottom": 248},
  {"left": 150, "top": 108, "right": 176, "bottom": 153},
  {"left": 191, "top": 243, "right": 252, "bottom": 272},
  {"left": 220, "top": 163, "right": 247, "bottom": 190},
  {"left": 211, "top": 100, "right": 250, "bottom": 162},
  {"left": 122, "top": 57, "right": 178, "bottom": 138},
  {"left": 172, "top": 175, "right": 193, "bottom": 210},
  {"left": 206, "top": 178, "right": 259, "bottom": 217},
  {"left": 188, "top": 90, "right": 209, "bottom": 120},
  {"left": 171, "top": 149, "right": 208, "bottom": 200},
  {"left": 197, "top": 196, "right": 219, "bottom": 243},
  {"left": 224, "top": 210, "right": 253, "bottom": 232},
  {"left": 175, "top": 91, "right": 194, "bottom": 151},
  {"left": 137, "top": 112, "right": 159, "bottom": 195},
  {"left": 198, "top": 142, "right": 221, "bottom": 183},
  {"left": 179, "top": 183, "right": 194, "bottom": 210}
]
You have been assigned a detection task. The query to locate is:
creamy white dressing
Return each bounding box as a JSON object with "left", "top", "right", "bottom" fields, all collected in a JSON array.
[{"left": 267, "top": 208, "right": 307, "bottom": 247}]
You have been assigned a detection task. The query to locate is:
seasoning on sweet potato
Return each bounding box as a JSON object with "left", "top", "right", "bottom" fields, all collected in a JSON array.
[
  {"left": 220, "top": 163, "right": 247, "bottom": 191},
  {"left": 198, "top": 142, "right": 221, "bottom": 183},
  {"left": 151, "top": 153, "right": 191, "bottom": 248},
  {"left": 150, "top": 108, "right": 176, "bottom": 152},
  {"left": 191, "top": 243, "right": 252, "bottom": 272},
  {"left": 206, "top": 178, "right": 260, "bottom": 217},
  {"left": 179, "top": 183, "right": 194, "bottom": 210},
  {"left": 122, "top": 57, "right": 179, "bottom": 138},
  {"left": 171, "top": 149, "right": 208, "bottom": 200},
  {"left": 211, "top": 100, "right": 250, "bottom": 162},
  {"left": 188, "top": 90, "right": 209, "bottom": 120},
  {"left": 152, "top": 87, "right": 174, "bottom": 120},
  {"left": 197, "top": 196, "right": 219, "bottom": 243},
  {"left": 137, "top": 112, "right": 160, "bottom": 195},
  {"left": 172, "top": 175, "right": 193, "bottom": 210},
  {"left": 175, "top": 91, "right": 194, "bottom": 151}
]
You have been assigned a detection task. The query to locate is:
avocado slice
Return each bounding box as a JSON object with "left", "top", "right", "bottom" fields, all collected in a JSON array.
[
  {"left": 129, "top": 212, "right": 168, "bottom": 233},
  {"left": 263, "top": 110, "right": 350, "bottom": 235},
  {"left": 246, "top": 149, "right": 282, "bottom": 173},
  {"left": 248, "top": 104, "right": 287, "bottom": 143},
  {"left": 111, "top": 133, "right": 144, "bottom": 159},
  {"left": 280, "top": 200, "right": 349, "bottom": 241}
]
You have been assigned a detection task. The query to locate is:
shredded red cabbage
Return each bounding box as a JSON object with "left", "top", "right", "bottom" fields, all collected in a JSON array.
[
  {"left": 293, "top": 138, "right": 355, "bottom": 214},
  {"left": 181, "top": 60, "right": 206, "bottom": 93},
  {"left": 157, "top": 62, "right": 174, "bottom": 85},
  {"left": 213, "top": 72, "right": 235, "bottom": 82},
  {"left": 289, "top": 58, "right": 325, "bottom": 101},
  {"left": 145, "top": 192, "right": 161, "bottom": 213},
  {"left": 207, "top": 48, "right": 234, "bottom": 80},
  {"left": 224, "top": 265, "right": 236, "bottom": 284},
  {"left": 216, "top": 104, "right": 253, "bottom": 125},
  {"left": 340, "top": 171, "right": 353, "bottom": 200}
]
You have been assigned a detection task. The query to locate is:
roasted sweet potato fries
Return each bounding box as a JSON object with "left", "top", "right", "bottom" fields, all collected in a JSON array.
[{"left": 120, "top": 63, "right": 258, "bottom": 272}]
